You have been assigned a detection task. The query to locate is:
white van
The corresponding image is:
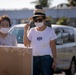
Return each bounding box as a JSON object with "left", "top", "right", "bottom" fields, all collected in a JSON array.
[{"left": 9, "top": 24, "right": 76, "bottom": 75}]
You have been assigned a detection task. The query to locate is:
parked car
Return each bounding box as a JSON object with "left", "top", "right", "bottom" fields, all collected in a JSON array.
[{"left": 9, "top": 24, "right": 76, "bottom": 75}]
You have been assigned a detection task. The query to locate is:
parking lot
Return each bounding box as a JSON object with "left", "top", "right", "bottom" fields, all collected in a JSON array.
[
  {"left": 54, "top": 72, "right": 76, "bottom": 75},
  {"left": 54, "top": 72, "right": 65, "bottom": 75}
]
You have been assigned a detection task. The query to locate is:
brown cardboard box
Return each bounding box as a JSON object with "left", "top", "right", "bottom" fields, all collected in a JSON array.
[{"left": 0, "top": 46, "right": 32, "bottom": 75}]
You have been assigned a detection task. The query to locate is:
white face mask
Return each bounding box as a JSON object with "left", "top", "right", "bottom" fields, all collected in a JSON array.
[
  {"left": 35, "top": 22, "right": 44, "bottom": 27},
  {"left": 0, "top": 28, "right": 10, "bottom": 34}
]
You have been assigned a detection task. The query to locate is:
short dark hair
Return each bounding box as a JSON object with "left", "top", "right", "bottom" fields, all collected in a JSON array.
[
  {"left": 35, "top": 5, "right": 43, "bottom": 9},
  {"left": 0, "top": 15, "right": 11, "bottom": 27}
]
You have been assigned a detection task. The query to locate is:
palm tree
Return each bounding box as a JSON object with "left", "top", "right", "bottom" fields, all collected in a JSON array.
[
  {"left": 30, "top": 0, "right": 52, "bottom": 8},
  {"left": 38, "top": 0, "right": 49, "bottom": 7},
  {"left": 56, "top": 17, "right": 69, "bottom": 25},
  {"left": 68, "top": 0, "right": 76, "bottom": 6}
]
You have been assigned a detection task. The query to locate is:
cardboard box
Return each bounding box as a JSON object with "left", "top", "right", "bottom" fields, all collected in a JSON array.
[{"left": 0, "top": 46, "right": 32, "bottom": 75}]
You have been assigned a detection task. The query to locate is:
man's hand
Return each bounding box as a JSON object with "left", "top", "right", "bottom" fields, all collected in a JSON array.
[
  {"left": 24, "top": 24, "right": 30, "bottom": 32},
  {"left": 52, "top": 59, "right": 57, "bottom": 71}
]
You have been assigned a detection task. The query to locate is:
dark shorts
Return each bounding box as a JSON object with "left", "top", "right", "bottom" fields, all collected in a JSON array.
[{"left": 33, "top": 55, "right": 53, "bottom": 75}]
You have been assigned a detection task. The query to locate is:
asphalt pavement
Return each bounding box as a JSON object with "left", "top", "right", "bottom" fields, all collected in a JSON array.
[
  {"left": 54, "top": 72, "right": 65, "bottom": 75},
  {"left": 54, "top": 72, "right": 76, "bottom": 75}
]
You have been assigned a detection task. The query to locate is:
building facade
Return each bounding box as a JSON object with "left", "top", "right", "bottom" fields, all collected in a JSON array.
[{"left": 0, "top": 7, "right": 76, "bottom": 27}]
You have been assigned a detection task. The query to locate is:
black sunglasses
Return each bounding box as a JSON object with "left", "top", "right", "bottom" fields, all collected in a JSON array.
[{"left": 33, "top": 18, "right": 44, "bottom": 22}]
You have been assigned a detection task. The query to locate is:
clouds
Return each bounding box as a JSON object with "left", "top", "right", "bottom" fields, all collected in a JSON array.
[
  {"left": 0, "top": 0, "right": 68, "bottom": 10},
  {"left": 0, "top": 0, "right": 35, "bottom": 10}
]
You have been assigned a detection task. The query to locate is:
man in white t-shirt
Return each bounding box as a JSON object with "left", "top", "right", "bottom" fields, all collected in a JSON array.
[{"left": 23, "top": 5, "right": 57, "bottom": 75}]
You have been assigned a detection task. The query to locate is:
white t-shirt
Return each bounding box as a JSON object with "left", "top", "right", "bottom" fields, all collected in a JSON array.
[
  {"left": 0, "top": 33, "right": 17, "bottom": 46},
  {"left": 27, "top": 26, "right": 57, "bottom": 56}
]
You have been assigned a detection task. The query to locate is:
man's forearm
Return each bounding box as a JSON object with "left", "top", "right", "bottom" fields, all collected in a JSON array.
[{"left": 23, "top": 30, "right": 29, "bottom": 46}]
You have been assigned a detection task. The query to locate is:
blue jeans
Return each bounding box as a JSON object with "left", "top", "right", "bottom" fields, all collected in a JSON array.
[{"left": 33, "top": 55, "right": 53, "bottom": 75}]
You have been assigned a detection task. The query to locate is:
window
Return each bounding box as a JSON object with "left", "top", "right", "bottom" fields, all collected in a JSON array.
[
  {"left": 55, "top": 27, "right": 74, "bottom": 45},
  {"left": 10, "top": 27, "right": 24, "bottom": 44}
]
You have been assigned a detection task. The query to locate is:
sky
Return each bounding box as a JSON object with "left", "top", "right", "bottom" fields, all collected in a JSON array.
[{"left": 0, "top": 0, "right": 68, "bottom": 10}]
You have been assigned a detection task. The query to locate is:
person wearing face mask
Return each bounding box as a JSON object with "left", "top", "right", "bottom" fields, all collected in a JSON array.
[
  {"left": 0, "top": 15, "right": 17, "bottom": 46},
  {"left": 29, "top": 5, "right": 51, "bottom": 29},
  {"left": 23, "top": 5, "right": 57, "bottom": 75}
]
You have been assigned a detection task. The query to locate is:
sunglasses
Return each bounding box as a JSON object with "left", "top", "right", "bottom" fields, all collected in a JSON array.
[{"left": 33, "top": 18, "right": 44, "bottom": 22}]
